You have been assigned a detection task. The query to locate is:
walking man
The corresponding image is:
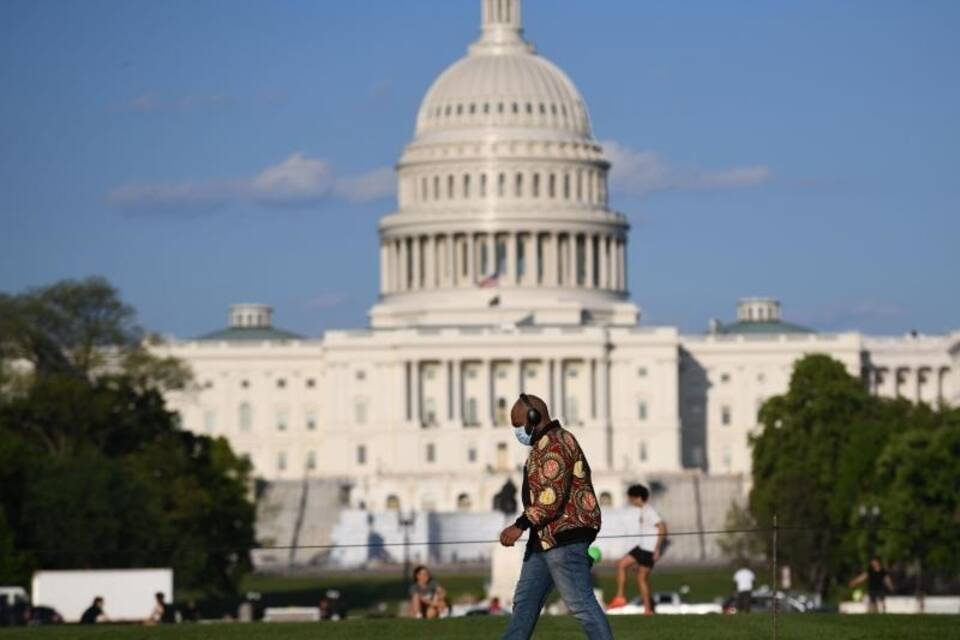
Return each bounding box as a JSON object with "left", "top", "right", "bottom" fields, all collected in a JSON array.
[{"left": 499, "top": 393, "right": 613, "bottom": 640}]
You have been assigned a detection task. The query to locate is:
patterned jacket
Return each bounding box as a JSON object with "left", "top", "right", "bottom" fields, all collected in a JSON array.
[{"left": 515, "top": 421, "right": 601, "bottom": 551}]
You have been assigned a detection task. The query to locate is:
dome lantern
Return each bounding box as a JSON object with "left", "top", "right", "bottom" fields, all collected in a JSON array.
[{"left": 473, "top": 0, "right": 532, "bottom": 55}]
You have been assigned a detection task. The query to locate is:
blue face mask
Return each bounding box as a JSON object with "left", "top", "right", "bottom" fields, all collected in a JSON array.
[{"left": 514, "top": 426, "right": 533, "bottom": 446}]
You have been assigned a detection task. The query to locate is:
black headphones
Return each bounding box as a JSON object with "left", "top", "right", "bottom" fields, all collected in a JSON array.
[{"left": 519, "top": 393, "right": 541, "bottom": 429}]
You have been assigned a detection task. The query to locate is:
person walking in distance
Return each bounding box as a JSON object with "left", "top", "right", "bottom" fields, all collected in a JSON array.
[
  {"left": 733, "top": 566, "right": 756, "bottom": 613},
  {"left": 607, "top": 484, "right": 667, "bottom": 614},
  {"left": 499, "top": 393, "right": 613, "bottom": 640}
]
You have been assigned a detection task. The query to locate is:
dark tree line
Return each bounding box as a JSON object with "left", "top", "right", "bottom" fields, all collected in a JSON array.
[
  {"left": 746, "top": 355, "right": 960, "bottom": 598},
  {"left": 0, "top": 278, "right": 256, "bottom": 594}
]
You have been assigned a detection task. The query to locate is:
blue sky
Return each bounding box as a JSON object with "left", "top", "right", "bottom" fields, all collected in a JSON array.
[{"left": 1, "top": 0, "right": 957, "bottom": 338}]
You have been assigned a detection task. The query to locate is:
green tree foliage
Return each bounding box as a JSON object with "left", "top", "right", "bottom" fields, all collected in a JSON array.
[
  {"left": 750, "top": 354, "right": 960, "bottom": 597},
  {"left": 874, "top": 409, "right": 960, "bottom": 578},
  {"left": 0, "top": 278, "right": 254, "bottom": 594}
]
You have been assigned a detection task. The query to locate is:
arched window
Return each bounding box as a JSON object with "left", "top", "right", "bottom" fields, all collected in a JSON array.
[
  {"left": 563, "top": 173, "right": 571, "bottom": 199},
  {"left": 457, "top": 493, "right": 472, "bottom": 511},
  {"left": 576, "top": 170, "right": 583, "bottom": 201},
  {"left": 433, "top": 176, "right": 440, "bottom": 200},
  {"left": 548, "top": 173, "right": 556, "bottom": 198},
  {"left": 421, "top": 177, "right": 428, "bottom": 202},
  {"left": 386, "top": 495, "right": 401, "bottom": 511},
  {"left": 512, "top": 102, "right": 519, "bottom": 114},
  {"left": 239, "top": 403, "right": 252, "bottom": 431},
  {"left": 498, "top": 173, "right": 506, "bottom": 198},
  {"left": 463, "top": 174, "right": 471, "bottom": 198},
  {"left": 447, "top": 175, "right": 454, "bottom": 199},
  {"left": 496, "top": 397, "right": 508, "bottom": 425},
  {"left": 532, "top": 173, "right": 540, "bottom": 198},
  {"left": 599, "top": 491, "right": 613, "bottom": 507},
  {"left": 515, "top": 173, "right": 523, "bottom": 197},
  {"left": 480, "top": 173, "right": 487, "bottom": 198}
]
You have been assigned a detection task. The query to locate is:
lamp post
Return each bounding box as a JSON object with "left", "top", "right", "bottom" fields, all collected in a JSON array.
[
  {"left": 858, "top": 504, "right": 881, "bottom": 556},
  {"left": 398, "top": 510, "right": 417, "bottom": 582}
]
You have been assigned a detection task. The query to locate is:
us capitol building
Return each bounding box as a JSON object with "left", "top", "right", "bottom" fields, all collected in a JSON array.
[{"left": 161, "top": 0, "right": 958, "bottom": 520}]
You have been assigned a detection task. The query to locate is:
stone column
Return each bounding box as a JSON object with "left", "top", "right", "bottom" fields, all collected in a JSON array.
[
  {"left": 523, "top": 233, "right": 536, "bottom": 286},
  {"left": 466, "top": 234, "right": 476, "bottom": 286},
  {"left": 622, "top": 237, "right": 629, "bottom": 292},
  {"left": 569, "top": 234, "right": 579, "bottom": 286},
  {"left": 585, "top": 234, "right": 595, "bottom": 288},
  {"left": 446, "top": 234, "right": 456, "bottom": 287},
  {"left": 482, "top": 360, "right": 494, "bottom": 427},
  {"left": 398, "top": 238, "right": 408, "bottom": 292},
  {"left": 598, "top": 236, "right": 608, "bottom": 289},
  {"left": 411, "top": 360, "right": 421, "bottom": 426},
  {"left": 486, "top": 233, "right": 496, "bottom": 277},
  {"left": 379, "top": 242, "right": 389, "bottom": 293},
  {"left": 411, "top": 236, "right": 421, "bottom": 290},
  {"left": 453, "top": 361, "right": 463, "bottom": 425},
  {"left": 424, "top": 235, "right": 436, "bottom": 289},
  {"left": 505, "top": 231, "right": 517, "bottom": 286}
]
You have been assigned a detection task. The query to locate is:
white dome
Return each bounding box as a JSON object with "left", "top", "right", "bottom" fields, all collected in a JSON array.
[{"left": 416, "top": 53, "right": 592, "bottom": 137}]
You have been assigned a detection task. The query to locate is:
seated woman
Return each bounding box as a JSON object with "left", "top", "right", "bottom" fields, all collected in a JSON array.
[{"left": 408, "top": 565, "right": 449, "bottom": 619}]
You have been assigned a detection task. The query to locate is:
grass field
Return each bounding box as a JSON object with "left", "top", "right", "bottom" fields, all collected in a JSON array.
[
  {"left": 3, "top": 615, "right": 960, "bottom": 640},
  {"left": 186, "top": 567, "right": 735, "bottom": 618}
]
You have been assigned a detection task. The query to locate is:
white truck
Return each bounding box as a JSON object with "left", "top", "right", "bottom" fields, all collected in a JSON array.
[{"left": 31, "top": 569, "right": 173, "bottom": 623}]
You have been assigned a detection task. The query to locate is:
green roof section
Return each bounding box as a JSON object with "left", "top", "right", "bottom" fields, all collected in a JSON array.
[
  {"left": 713, "top": 320, "right": 815, "bottom": 335},
  {"left": 197, "top": 326, "right": 304, "bottom": 342}
]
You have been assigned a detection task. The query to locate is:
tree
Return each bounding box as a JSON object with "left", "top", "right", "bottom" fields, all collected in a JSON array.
[
  {"left": 717, "top": 501, "right": 765, "bottom": 566},
  {"left": 874, "top": 409, "right": 960, "bottom": 586},
  {"left": 748, "top": 354, "right": 895, "bottom": 597}
]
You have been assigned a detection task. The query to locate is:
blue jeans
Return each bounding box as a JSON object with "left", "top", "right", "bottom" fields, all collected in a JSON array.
[{"left": 502, "top": 542, "right": 614, "bottom": 640}]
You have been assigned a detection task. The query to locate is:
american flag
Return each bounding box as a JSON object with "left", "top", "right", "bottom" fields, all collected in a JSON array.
[{"left": 479, "top": 271, "right": 500, "bottom": 288}]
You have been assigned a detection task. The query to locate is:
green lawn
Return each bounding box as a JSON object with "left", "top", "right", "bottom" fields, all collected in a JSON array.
[
  {"left": 3, "top": 615, "right": 960, "bottom": 640},
  {"left": 184, "top": 567, "right": 735, "bottom": 618}
]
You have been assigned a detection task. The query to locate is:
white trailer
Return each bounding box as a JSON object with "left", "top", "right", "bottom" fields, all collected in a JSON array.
[{"left": 31, "top": 569, "right": 173, "bottom": 623}]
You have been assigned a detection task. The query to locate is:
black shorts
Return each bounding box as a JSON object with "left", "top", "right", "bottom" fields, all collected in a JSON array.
[
  {"left": 628, "top": 546, "right": 655, "bottom": 568},
  {"left": 868, "top": 591, "right": 885, "bottom": 604}
]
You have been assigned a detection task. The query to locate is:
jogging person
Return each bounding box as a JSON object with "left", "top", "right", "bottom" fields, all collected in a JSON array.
[
  {"left": 849, "top": 557, "right": 894, "bottom": 613},
  {"left": 607, "top": 484, "right": 666, "bottom": 614},
  {"left": 499, "top": 393, "right": 612, "bottom": 640}
]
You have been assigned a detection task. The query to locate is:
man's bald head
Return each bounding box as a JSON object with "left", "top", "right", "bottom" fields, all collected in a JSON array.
[{"left": 511, "top": 394, "right": 550, "bottom": 430}]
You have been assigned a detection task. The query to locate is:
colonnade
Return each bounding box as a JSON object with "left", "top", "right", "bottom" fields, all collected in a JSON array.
[
  {"left": 380, "top": 230, "right": 626, "bottom": 294},
  {"left": 868, "top": 365, "right": 952, "bottom": 405}
]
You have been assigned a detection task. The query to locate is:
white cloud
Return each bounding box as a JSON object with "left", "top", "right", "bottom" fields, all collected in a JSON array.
[
  {"left": 106, "top": 153, "right": 394, "bottom": 212},
  {"left": 602, "top": 140, "right": 772, "bottom": 196}
]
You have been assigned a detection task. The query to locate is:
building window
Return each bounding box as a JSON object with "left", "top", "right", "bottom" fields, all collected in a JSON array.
[
  {"left": 525, "top": 367, "right": 537, "bottom": 378},
  {"left": 203, "top": 380, "right": 214, "bottom": 389},
  {"left": 277, "top": 451, "right": 287, "bottom": 472},
  {"left": 567, "top": 367, "right": 578, "bottom": 378},
  {"left": 639, "top": 441, "right": 648, "bottom": 462},
  {"left": 239, "top": 403, "right": 252, "bottom": 432},
  {"left": 354, "top": 400, "right": 368, "bottom": 425},
  {"left": 565, "top": 397, "right": 580, "bottom": 424},
  {"left": 457, "top": 493, "right": 472, "bottom": 511},
  {"left": 203, "top": 409, "right": 216, "bottom": 433},
  {"left": 757, "top": 372, "right": 766, "bottom": 383},
  {"left": 463, "top": 174, "right": 471, "bottom": 198},
  {"left": 357, "top": 445, "right": 367, "bottom": 465},
  {"left": 599, "top": 492, "right": 613, "bottom": 507},
  {"left": 465, "top": 398, "right": 479, "bottom": 426},
  {"left": 497, "top": 172, "right": 506, "bottom": 197},
  {"left": 467, "top": 447, "right": 477, "bottom": 463},
  {"left": 515, "top": 172, "right": 523, "bottom": 197},
  {"left": 305, "top": 410, "right": 317, "bottom": 431},
  {"left": 480, "top": 173, "right": 487, "bottom": 198},
  {"left": 241, "top": 379, "right": 250, "bottom": 389},
  {"left": 720, "top": 373, "right": 731, "bottom": 384},
  {"left": 721, "top": 405, "right": 732, "bottom": 426},
  {"left": 306, "top": 451, "right": 317, "bottom": 471},
  {"left": 426, "top": 443, "right": 436, "bottom": 463},
  {"left": 306, "top": 378, "right": 316, "bottom": 388},
  {"left": 386, "top": 495, "right": 400, "bottom": 511},
  {"left": 496, "top": 398, "right": 508, "bottom": 425},
  {"left": 277, "top": 378, "right": 286, "bottom": 389},
  {"left": 496, "top": 442, "right": 509, "bottom": 470},
  {"left": 637, "top": 367, "right": 648, "bottom": 378},
  {"left": 276, "top": 408, "right": 289, "bottom": 431},
  {"left": 638, "top": 401, "right": 648, "bottom": 421},
  {"left": 423, "top": 398, "right": 437, "bottom": 426},
  {"left": 532, "top": 173, "right": 540, "bottom": 198},
  {"left": 563, "top": 173, "right": 571, "bottom": 199},
  {"left": 447, "top": 174, "right": 454, "bottom": 199},
  {"left": 355, "top": 370, "right": 366, "bottom": 381}
]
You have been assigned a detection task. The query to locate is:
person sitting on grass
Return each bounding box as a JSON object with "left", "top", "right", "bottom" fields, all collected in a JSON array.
[
  {"left": 607, "top": 484, "right": 667, "bottom": 614},
  {"left": 409, "top": 565, "right": 449, "bottom": 619}
]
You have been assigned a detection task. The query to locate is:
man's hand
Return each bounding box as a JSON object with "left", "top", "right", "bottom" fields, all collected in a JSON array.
[{"left": 499, "top": 525, "right": 523, "bottom": 547}]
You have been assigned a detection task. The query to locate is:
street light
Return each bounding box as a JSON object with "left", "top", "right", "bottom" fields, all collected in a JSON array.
[
  {"left": 858, "top": 504, "right": 881, "bottom": 556},
  {"left": 398, "top": 510, "right": 417, "bottom": 582}
]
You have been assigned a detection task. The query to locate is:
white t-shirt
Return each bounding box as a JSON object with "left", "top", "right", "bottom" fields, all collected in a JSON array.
[
  {"left": 636, "top": 504, "right": 663, "bottom": 552},
  {"left": 734, "top": 568, "right": 755, "bottom": 592}
]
